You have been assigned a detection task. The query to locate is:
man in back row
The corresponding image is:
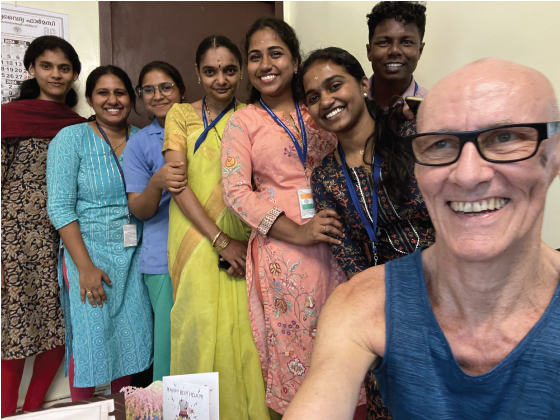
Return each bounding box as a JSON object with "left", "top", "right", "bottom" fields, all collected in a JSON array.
[
  {"left": 284, "top": 58, "right": 560, "bottom": 419},
  {"left": 367, "top": 1, "right": 427, "bottom": 107}
]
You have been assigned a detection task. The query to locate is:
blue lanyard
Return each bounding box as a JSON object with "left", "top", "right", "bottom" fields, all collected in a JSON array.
[
  {"left": 259, "top": 98, "right": 308, "bottom": 167},
  {"left": 194, "top": 96, "right": 236, "bottom": 153},
  {"left": 96, "top": 121, "right": 129, "bottom": 192},
  {"left": 338, "top": 144, "right": 382, "bottom": 249},
  {"left": 413, "top": 80, "right": 419, "bottom": 96}
]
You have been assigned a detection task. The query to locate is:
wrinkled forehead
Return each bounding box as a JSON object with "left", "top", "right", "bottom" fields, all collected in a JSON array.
[{"left": 418, "top": 68, "right": 554, "bottom": 134}]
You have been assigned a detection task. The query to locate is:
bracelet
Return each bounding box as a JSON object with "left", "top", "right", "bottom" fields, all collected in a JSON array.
[
  {"left": 215, "top": 235, "right": 231, "bottom": 252},
  {"left": 211, "top": 231, "right": 223, "bottom": 247}
]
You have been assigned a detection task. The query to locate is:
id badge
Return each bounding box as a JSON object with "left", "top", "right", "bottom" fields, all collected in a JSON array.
[
  {"left": 298, "top": 188, "right": 316, "bottom": 219},
  {"left": 123, "top": 224, "right": 138, "bottom": 247}
]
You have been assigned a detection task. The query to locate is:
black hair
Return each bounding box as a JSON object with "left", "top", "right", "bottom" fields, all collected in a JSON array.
[
  {"left": 18, "top": 35, "right": 81, "bottom": 107},
  {"left": 301, "top": 47, "right": 413, "bottom": 203},
  {"left": 300, "top": 47, "right": 366, "bottom": 89},
  {"left": 195, "top": 35, "right": 243, "bottom": 71},
  {"left": 367, "top": 1, "right": 427, "bottom": 42},
  {"left": 244, "top": 17, "right": 303, "bottom": 104},
  {"left": 136, "top": 60, "right": 186, "bottom": 100},
  {"left": 85, "top": 65, "right": 136, "bottom": 121}
]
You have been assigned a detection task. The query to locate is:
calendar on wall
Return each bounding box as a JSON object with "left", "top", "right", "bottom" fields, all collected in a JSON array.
[{"left": 1, "top": 3, "right": 69, "bottom": 104}]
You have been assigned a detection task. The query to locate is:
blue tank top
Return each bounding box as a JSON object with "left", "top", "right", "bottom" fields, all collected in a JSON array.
[{"left": 372, "top": 249, "right": 560, "bottom": 420}]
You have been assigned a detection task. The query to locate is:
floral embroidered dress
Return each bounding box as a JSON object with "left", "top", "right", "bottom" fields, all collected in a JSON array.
[
  {"left": 312, "top": 120, "right": 435, "bottom": 278},
  {"left": 221, "top": 104, "right": 349, "bottom": 413},
  {"left": 163, "top": 103, "right": 270, "bottom": 420}
]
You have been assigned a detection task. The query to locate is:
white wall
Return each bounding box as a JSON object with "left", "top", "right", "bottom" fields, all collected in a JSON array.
[{"left": 285, "top": 1, "right": 560, "bottom": 249}]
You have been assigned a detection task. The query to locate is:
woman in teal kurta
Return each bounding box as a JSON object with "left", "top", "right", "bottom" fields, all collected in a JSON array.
[{"left": 47, "top": 66, "right": 153, "bottom": 398}]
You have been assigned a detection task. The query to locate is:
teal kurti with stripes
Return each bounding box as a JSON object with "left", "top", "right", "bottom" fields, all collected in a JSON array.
[{"left": 47, "top": 123, "right": 153, "bottom": 387}]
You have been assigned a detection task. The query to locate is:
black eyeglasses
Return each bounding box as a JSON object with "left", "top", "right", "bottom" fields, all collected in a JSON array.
[
  {"left": 136, "top": 82, "right": 176, "bottom": 98},
  {"left": 402, "top": 122, "right": 560, "bottom": 166}
]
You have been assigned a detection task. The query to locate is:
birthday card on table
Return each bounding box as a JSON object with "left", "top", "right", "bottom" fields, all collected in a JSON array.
[{"left": 162, "top": 372, "right": 219, "bottom": 420}]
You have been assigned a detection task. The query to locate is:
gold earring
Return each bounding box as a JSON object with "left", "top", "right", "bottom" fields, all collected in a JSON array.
[
  {"left": 198, "top": 77, "right": 201, "bottom": 84},
  {"left": 240, "top": 73, "right": 243, "bottom": 80}
]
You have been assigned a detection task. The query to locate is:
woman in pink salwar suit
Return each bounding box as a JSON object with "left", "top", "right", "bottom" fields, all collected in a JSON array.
[{"left": 221, "top": 17, "right": 356, "bottom": 415}]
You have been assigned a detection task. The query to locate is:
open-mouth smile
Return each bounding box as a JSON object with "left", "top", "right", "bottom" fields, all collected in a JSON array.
[
  {"left": 324, "top": 106, "right": 345, "bottom": 119},
  {"left": 449, "top": 198, "right": 509, "bottom": 216}
]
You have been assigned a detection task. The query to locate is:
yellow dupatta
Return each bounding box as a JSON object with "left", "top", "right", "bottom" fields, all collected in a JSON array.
[{"left": 163, "top": 102, "right": 248, "bottom": 297}]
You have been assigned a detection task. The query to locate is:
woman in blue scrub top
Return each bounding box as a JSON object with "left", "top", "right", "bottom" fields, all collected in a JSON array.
[{"left": 123, "top": 61, "right": 186, "bottom": 381}]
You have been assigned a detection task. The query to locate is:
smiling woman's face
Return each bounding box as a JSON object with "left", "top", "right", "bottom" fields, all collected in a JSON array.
[
  {"left": 197, "top": 46, "right": 240, "bottom": 104},
  {"left": 247, "top": 27, "right": 297, "bottom": 101},
  {"left": 140, "top": 70, "right": 181, "bottom": 122},
  {"left": 87, "top": 74, "right": 131, "bottom": 127},
  {"left": 303, "top": 60, "right": 369, "bottom": 135},
  {"left": 29, "top": 48, "right": 77, "bottom": 103}
]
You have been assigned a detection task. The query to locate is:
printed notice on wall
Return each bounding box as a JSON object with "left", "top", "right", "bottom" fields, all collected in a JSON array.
[{"left": 1, "top": 3, "right": 69, "bottom": 103}]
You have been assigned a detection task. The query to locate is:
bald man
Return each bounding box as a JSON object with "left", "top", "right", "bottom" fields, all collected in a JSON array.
[{"left": 283, "top": 59, "right": 560, "bottom": 420}]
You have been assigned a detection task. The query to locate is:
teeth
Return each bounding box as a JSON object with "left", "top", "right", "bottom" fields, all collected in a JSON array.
[
  {"left": 261, "top": 75, "right": 276, "bottom": 81},
  {"left": 449, "top": 198, "right": 509, "bottom": 214},
  {"left": 325, "top": 107, "right": 344, "bottom": 119},
  {"left": 107, "top": 109, "right": 120, "bottom": 112},
  {"left": 385, "top": 63, "right": 403, "bottom": 68}
]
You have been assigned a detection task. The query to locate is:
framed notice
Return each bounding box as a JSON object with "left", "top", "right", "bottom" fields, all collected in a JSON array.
[{"left": 1, "top": 3, "right": 69, "bottom": 103}]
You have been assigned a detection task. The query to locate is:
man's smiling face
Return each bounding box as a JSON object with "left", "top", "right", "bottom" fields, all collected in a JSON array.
[{"left": 367, "top": 18, "right": 424, "bottom": 86}]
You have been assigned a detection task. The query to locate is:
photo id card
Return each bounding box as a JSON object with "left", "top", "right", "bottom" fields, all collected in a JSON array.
[
  {"left": 123, "top": 224, "right": 137, "bottom": 247},
  {"left": 298, "top": 188, "right": 316, "bottom": 219}
]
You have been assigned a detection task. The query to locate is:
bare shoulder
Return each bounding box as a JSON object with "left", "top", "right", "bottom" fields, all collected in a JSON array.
[{"left": 319, "top": 265, "right": 387, "bottom": 357}]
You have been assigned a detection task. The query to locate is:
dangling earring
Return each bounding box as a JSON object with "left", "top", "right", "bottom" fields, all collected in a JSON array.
[
  {"left": 240, "top": 73, "right": 243, "bottom": 80},
  {"left": 198, "top": 77, "right": 201, "bottom": 84}
]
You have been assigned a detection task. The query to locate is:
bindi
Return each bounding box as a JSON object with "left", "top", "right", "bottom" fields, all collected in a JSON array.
[{"left": 217, "top": 60, "right": 221, "bottom": 69}]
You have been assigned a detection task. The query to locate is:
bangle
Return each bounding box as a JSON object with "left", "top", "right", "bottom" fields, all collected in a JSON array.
[
  {"left": 211, "top": 231, "right": 223, "bottom": 247},
  {"left": 215, "top": 235, "right": 231, "bottom": 252}
]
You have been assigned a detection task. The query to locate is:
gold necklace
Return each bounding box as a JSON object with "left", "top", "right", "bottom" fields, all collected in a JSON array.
[
  {"left": 111, "top": 138, "right": 126, "bottom": 150},
  {"left": 341, "top": 149, "right": 373, "bottom": 175},
  {"left": 204, "top": 99, "right": 238, "bottom": 142}
]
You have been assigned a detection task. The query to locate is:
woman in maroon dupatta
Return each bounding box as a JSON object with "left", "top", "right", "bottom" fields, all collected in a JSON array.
[{"left": 1, "top": 36, "right": 86, "bottom": 416}]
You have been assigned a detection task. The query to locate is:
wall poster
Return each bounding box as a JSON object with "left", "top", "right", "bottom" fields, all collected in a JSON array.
[{"left": 1, "top": 3, "right": 69, "bottom": 103}]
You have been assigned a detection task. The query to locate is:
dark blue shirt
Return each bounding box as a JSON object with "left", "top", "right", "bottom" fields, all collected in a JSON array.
[
  {"left": 123, "top": 119, "right": 170, "bottom": 274},
  {"left": 372, "top": 249, "right": 560, "bottom": 419}
]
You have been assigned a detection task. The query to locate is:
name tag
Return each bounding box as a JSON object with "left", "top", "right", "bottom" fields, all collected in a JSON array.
[
  {"left": 123, "top": 224, "right": 138, "bottom": 247},
  {"left": 298, "top": 188, "right": 316, "bottom": 219}
]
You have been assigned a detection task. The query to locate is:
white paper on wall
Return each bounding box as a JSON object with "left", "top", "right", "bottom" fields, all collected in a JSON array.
[{"left": 1, "top": 3, "right": 69, "bottom": 103}]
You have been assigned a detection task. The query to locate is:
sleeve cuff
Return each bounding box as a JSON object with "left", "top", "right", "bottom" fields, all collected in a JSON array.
[{"left": 257, "top": 206, "right": 284, "bottom": 236}]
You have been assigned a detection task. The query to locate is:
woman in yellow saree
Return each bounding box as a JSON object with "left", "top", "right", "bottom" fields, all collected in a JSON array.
[{"left": 162, "top": 36, "right": 270, "bottom": 420}]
